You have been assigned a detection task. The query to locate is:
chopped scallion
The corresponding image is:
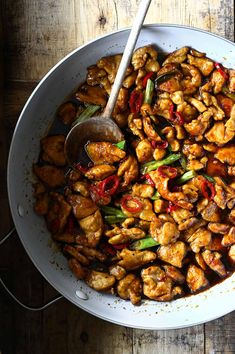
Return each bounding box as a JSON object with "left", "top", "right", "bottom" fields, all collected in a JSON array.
[{"left": 72, "top": 104, "right": 100, "bottom": 126}]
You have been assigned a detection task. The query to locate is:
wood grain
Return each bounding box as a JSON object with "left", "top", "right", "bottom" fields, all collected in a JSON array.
[
  {"left": 0, "top": 1, "right": 235, "bottom": 353},
  {"left": 1, "top": 0, "right": 234, "bottom": 81}
]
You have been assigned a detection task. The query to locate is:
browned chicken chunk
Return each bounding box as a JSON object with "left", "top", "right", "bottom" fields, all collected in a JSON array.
[
  {"left": 85, "top": 164, "right": 116, "bottom": 181},
  {"left": 68, "top": 194, "right": 98, "bottom": 220},
  {"left": 33, "top": 164, "right": 65, "bottom": 188},
  {"left": 79, "top": 210, "right": 103, "bottom": 247},
  {"left": 186, "top": 264, "right": 209, "bottom": 292},
  {"left": 118, "top": 249, "right": 156, "bottom": 270},
  {"left": 202, "top": 250, "right": 227, "bottom": 277},
  {"left": 41, "top": 135, "right": 66, "bottom": 166},
  {"left": 46, "top": 192, "right": 72, "bottom": 233},
  {"left": 85, "top": 270, "right": 115, "bottom": 291},
  {"left": 157, "top": 241, "right": 187, "bottom": 268},
  {"left": 117, "top": 274, "right": 142, "bottom": 305},
  {"left": 86, "top": 142, "right": 126, "bottom": 165}
]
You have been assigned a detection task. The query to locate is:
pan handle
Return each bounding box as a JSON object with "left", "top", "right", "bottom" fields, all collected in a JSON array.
[{"left": 0, "top": 228, "right": 63, "bottom": 311}]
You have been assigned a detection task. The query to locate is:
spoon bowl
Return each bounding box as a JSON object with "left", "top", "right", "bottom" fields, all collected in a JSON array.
[{"left": 64, "top": 116, "right": 124, "bottom": 165}]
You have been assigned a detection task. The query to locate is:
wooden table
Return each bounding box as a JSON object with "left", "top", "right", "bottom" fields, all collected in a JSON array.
[{"left": 0, "top": 1, "right": 235, "bottom": 353}]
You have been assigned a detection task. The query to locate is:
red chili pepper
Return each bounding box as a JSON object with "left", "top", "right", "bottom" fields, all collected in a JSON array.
[
  {"left": 157, "top": 166, "right": 178, "bottom": 179},
  {"left": 142, "top": 72, "right": 154, "bottom": 88},
  {"left": 166, "top": 201, "right": 179, "bottom": 213},
  {"left": 100, "top": 175, "right": 120, "bottom": 196},
  {"left": 140, "top": 173, "right": 155, "bottom": 186},
  {"left": 112, "top": 243, "right": 129, "bottom": 250},
  {"left": 201, "top": 180, "right": 216, "bottom": 200},
  {"left": 215, "top": 62, "right": 228, "bottom": 80},
  {"left": 121, "top": 195, "right": 143, "bottom": 213},
  {"left": 74, "top": 162, "right": 89, "bottom": 174},
  {"left": 129, "top": 90, "right": 143, "bottom": 114},
  {"left": 151, "top": 140, "right": 168, "bottom": 149},
  {"left": 169, "top": 104, "right": 185, "bottom": 125}
]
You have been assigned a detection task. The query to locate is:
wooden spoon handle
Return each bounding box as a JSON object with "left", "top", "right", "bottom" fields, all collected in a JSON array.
[{"left": 102, "top": 0, "right": 152, "bottom": 118}]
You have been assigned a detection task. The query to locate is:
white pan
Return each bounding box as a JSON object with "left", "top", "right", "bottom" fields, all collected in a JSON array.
[{"left": 7, "top": 24, "right": 235, "bottom": 329}]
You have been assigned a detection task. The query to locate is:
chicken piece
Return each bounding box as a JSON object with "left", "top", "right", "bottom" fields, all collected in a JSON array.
[
  {"left": 170, "top": 90, "right": 184, "bottom": 105},
  {"left": 228, "top": 244, "right": 235, "bottom": 263},
  {"left": 86, "top": 65, "right": 107, "bottom": 86},
  {"left": 181, "top": 64, "right": 202, "bottom": 94},
  {"left": 121, "top": 217, "right": 135, "bottom": 229},
  {"left": 132, "top": 45, "right": 158, "bottom": 71},
  {"left": 229, "top": 208, "right": 235, "bottom": 224},
  {"left": 76, "top": 83, "right": 107, "bottom": 106},
  {"left": 157, "top": 241, "right": 187, "bottom": 268},
  {"left": 186, "top": 97, "right": 206, "bottom": 113},
  {"left": 202, "top": 250, "right": 227, "bottom": 277},
  {"left": 132, "top": 183, "right": 154, "bottom": 198},
  {"left": 195, "top": 253, "right": 207, "bottom": 270},
  {"left": 33, "top": 164, "right": 65, "bottom": 188},
  {"left": 57, "top": 102, "right": 77, "bottom": 125},
  {"left": 153, "top": 94, "right": 175, "bottom": 120},
  {"left": 85, "top": 270, "right": 115, "bottom": 292},
  {"left": 222, "top": 226, "right": 235, "bottom": 246},
  {"left": 228, "top": 166, "right": 235, "bottom": 176},
  {"left": 114, "top": 87, "right": 129, "bottom": 112},
  {"left": 121, "top": 197, "right": 156, "bottom": 222},
  {"left": 208, "top": 222, "right": 230, "bottom": 234},
  {"left": 171, "top": 208, "right": 194, "bottom": 225},
  {"left": 163, "top": 265, "right": 185, "bottom": 283},
  {"left": 118, "top": 249, "right": 156, "bottom": 270},
  {"left": 41, "top": 135, "right": 66, "bottom": 166},
  {"left": 141, "top": 266, "right": 175, "bottom": 301},
  {"left": 182, "top": 142, "right": 204, "bottom": 159},
  {"left": 158, "top": 76, "right": 182, "bottom": 93},
  {"left": 150, "top": 218, "right": 180, "bottom": 245},
  {"left": 178, "top": 217, "right": 201, "bottom": 231},
  {"left": 52, "top": 232, "right": 78, "bottom": 244},
  {"left": 153, "top": 147, "right": 167, "bottom": 161},
  {"left": 86, "top": 142, "right": 126, "bottom": 165},
  {"left": 68, "top": 194, "right": 98, "bottom": 220},
  {"left": 200, "top": 200, "right": 221, "bottom": 222},
  {"left": 211, "top": 69, "right": 227, "bottom": 94},
  {"left": 79, "top": 210, "right": 103, "bottom": 247},
  {"left": 161, "top": 126, "right": 180, "bottom": 152},
  {"left": 128, "top": 113, "right": 145, "bottom": 140},
  {"left": 186, "top": 264, "right": 209, "bottom": 292},
  {"left": 117, "top": 274, "right": 142, "bottom": 305},
  {"left": 63, "top": 245, "right": 90, "bottom": 266},
  {"left": 117, "top": 155, "right": 138, "bottom": 186},
  {"left": 135, "top": 139, "right": 153, "bottom": 163},
  {"left": 33, "top": 182, "right": 46, "bottom": 196},
  {"left": 215, "top": 145, "right": 235, "bottom": 165},
  {"left": 213, "top": 176, "right": 235, "bottom": 210},
  {"left": 105, "top": 226, "right": 145, "bottom": 245},
  {"left": 229, "top": 69, "right": 235, "bottom": 92},
  {"left": 143, "top": 116, "right": 162, "bottom": 142},
  {"left": 177, "top": 101, "right": 198, "bottom": 122},
  {"left": 76, "top": 245, "right": 106, "bottom": 262},
  {"left": 184, "top": 110, "right": 213, "bottom": 137},
  {"left": 109, "top": 265, "right": 126, "bottom": 280},
  {"left": 163, "top": 46, "right": 189, "bottom": 65},
  {"left": 68, "top": 258, "right": 87, "bottom": 280},
  {"left": 185, "top": 227, "right": 212, "bottom": 253},
  {"left": 46, "top": 192, "right": 72, "bottom": 234},
  {"left": 123, "top": 71, "right": 138, "bottom": 88},
  {"left": 216, "top": 94, "right": 234, "bottom": 118},
  {"left": 85, "top": 164, "right": 116, "bottom": 181},
  {"left": 187, "top": 54, "right": 214, "bottom": 76},
  {"left": 34, "top": 193, "right": 49, "bottom": 215},
  {"left": 97, "top": 54, "right": 132, "bottom": 83},
  {"left": 149, "top": 169, "right": 193, "bottom": 210},
  {"left": 72, "top": 181, "right": 90, "bottom": 197},
  {"left": 186, "top": 158, "right": 207, "bottom": 171},
  {"left": 153, "top": 199, "right": 168, "bottom": 213},
  {"left": 205, "top": 122, "right": 235, "bottom": 145},
  {"left": 181, "top": 184, "right": 199, "bottom": 203}
]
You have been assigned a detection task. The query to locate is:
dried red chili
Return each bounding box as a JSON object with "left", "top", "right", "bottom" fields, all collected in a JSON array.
[
  {"left": 142, "top": 72, "right": 154, "bottom": 88},
  {"left": 215, "top": 62, "right": 228, "bottom": 80},
  {"left": 140, "top": 173, "right": 155, "bottom": 186},
  {"left": 151, "top": 140, "right": 168, "bottom": 149},
  {"left": 121, "top": 195, "right": 143, "bottom": 213},
  {"left": 100, "top": 175, "right": 120, "bottom": 196},
  {"left": 129, "top": 90, "right": 143, "bottom": 114},
  {"left": 169, "top": 104, "right": 185, "bottom": 125},
  {"left": 166, "top": 201, "right": 179, "bottom": 213},
  {"left": 201, "top": 180, "right": 216, "bottom": 200},
  {"left": 157, "top": 166, "right": 178, "bottom": 179}
]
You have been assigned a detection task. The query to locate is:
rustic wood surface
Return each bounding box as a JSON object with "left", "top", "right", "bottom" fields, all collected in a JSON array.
[{"left": 0, "top": 1, "right": 235, "bottom": 353}]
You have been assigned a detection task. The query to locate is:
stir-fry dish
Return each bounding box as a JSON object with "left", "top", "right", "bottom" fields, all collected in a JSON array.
[{"left": 33, "top": 45, "right": 235, "bottom": 305}]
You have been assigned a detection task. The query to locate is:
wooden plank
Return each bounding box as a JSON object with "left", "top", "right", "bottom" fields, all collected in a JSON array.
[
  {"left": 133, "top": 326, "right": 204, "bottom": 354},
  {"left": 205, "top": 312, "right": 235, "bottom": 353},
  {"left": 2, "top": 0, "right": 234, "bottom": 82}
]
